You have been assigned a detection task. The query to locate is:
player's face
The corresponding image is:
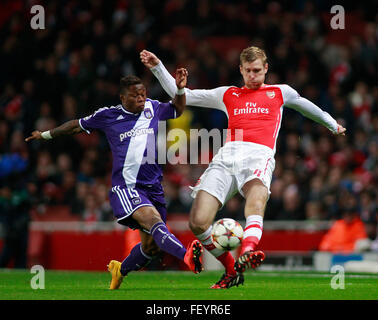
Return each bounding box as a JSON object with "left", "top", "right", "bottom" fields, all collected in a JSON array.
[
  {"left": 120, "top": 84, "right": 147, "bottom": 113},
  {"left": 240, "top": 59, "right": 268, "bottom": 90}
]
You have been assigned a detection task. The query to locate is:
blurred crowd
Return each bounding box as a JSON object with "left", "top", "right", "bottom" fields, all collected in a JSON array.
[{"left": 0, "top": 0, "right": 376, "bottom": 243}]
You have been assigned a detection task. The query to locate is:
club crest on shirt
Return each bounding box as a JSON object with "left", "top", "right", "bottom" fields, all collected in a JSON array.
[
  {"left": 144, "top": 108, "right": 153, "bottom": 119},
  {"left": 132, "top": 197, "right": 141, "bottom": 205},
  {"left": 266, "top": 91, "right": 275, "bottom": 99}
]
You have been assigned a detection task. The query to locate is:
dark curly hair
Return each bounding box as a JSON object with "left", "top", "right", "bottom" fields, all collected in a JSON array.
[{"left": 120, "top": 75, "right": 143, "bottom": 94}]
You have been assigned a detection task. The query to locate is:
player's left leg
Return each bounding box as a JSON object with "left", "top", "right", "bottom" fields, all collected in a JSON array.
[{"left": 234, "top": 179, "right": 267, "bottom": 272}]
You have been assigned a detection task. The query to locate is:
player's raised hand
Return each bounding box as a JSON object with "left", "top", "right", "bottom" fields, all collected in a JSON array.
[
  {"left": 335, "top": 124, "right": 346, "bottom": 136},
  {"left": 175, "top": 68, "right": 188, "bottom": 89},
  {"left": 172, "top": 68, "right": 188, "bottom": 117},
  {"left": 25, "top": 130, "right": 42, "bottom": 142},
  {"left": 140, "top": 50, "right": 160, "bottom": 68}
]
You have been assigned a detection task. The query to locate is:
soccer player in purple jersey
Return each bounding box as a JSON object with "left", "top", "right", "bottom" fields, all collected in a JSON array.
[{"left": 25, "top": 68, "right": 203, "bottom": 290}]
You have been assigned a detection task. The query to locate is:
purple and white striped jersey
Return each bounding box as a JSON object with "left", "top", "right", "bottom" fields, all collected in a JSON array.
[{"left": 79, "top": 98, "right": 176, "bottom": 188}]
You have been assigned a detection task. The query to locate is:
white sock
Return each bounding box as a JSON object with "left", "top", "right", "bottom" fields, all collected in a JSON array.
[
  {"left": 196, "top": 226, "right": 225, "bottom": 258},
  {"left": 243, "top": 215, "right": 263, "bottom": 241}
]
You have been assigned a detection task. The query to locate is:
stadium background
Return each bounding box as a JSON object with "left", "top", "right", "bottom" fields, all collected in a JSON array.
[{"left": 0, "top": 0, "right": 376, "bottom": 272}]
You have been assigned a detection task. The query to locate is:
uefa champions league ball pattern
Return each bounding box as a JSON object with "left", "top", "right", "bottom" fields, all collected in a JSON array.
[{"left": 211, "top": 218, "right": 243, "bottom": 251}]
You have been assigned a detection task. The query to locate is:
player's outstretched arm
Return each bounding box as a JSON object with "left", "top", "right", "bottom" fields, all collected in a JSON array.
[
  {"left": 283, "top": 85, "right": 346, "bottom": 136},
  {"left": 140, "top": 50, "right": 176, "bottom": 97},
  {"left": 288, "top": 98, "right": 346, "bottom": 136},
  {"left": 140, "top": 50, "right": 228, "bottom": 113},
  {"left": 25, "top": 119, "right": 83, "bottom": 142}
]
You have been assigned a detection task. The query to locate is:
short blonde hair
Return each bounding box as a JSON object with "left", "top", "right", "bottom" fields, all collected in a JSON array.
[{"left": 240, "top": 46, "right": 267, "bottom": 65}]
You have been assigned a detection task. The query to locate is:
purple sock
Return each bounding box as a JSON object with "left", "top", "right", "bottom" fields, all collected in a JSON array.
[
  {"left": 150, "top": 222, "right": 186, "bottom": 260},
  {"left": 120, "top": 243, "right": 152, "bottom": 276}
]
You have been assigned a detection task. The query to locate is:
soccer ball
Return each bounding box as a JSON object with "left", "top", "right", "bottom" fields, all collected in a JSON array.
[{"left": 211, "top": 218, "right": 243, "bottom": 251}]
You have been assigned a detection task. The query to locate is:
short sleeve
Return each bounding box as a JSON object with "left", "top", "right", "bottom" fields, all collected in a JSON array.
[
  {"left": 79, "top": 107, "right": 110, "bottom": 133},
  {"left": 155, "top": 101, "right": 176, "bottom": 121}
]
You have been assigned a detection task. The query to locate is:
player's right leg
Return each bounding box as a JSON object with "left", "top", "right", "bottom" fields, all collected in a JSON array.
[
  {"left": 120, "top": 231, "right": 157, "bottom": 274},
  {"left": 108, "top": 231, "right": 163, "bottom": 290},
  {"left": 189, "top": 190, "right": 243, "bottom": 289},
  {"left": 132, "top": 206, "right": 203, "bottom": 274}
]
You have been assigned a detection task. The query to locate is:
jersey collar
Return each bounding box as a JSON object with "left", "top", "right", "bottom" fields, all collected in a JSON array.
[
  {"left": 120, "top": 104, "right": 143, "bottom": 115},
  {"left": 242, "top": 83, "right": 267, "bottom": 90}
]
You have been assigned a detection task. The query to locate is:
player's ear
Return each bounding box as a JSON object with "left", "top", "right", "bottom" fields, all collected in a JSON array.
[
  {"left": 264, "top": 63, "right": 269, "bottom": 74},
  {"left": 120, "top": 87, "right": 128, "bottom": 99},
  {"left": 119, "top": 93, "right": 126, "bottom": 103}
]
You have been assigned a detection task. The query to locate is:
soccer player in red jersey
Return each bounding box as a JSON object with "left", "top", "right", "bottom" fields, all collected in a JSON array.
[{"left": 141, "top": 47, "right": 346, "bottom": 289}]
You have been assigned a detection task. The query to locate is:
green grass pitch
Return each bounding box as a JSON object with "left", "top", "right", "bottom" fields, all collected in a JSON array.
[{"left": 0, "top": 269, "right": 377, "bottom": 300}]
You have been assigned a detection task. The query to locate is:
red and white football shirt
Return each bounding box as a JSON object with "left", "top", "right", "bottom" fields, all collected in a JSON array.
[{"left": 151, "top": 62, "right": 338, "bottom": 154}]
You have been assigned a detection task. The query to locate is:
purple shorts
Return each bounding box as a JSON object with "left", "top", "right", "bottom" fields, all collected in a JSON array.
[{"left": 109, "top": 184, "right": 167, "bottom": 230}]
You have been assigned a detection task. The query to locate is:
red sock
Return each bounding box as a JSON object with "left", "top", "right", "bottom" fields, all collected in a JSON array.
[
  {"left": 217, "top": 251, "right": 236, "bottom": 275},
  {"left": 241, "top": 215, "right": 263, "bottom": 254},
  {"left": 240, "top": 236, "right": 259, "bottom": 254}
]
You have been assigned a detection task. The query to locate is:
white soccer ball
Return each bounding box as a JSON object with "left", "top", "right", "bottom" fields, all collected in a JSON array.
[{"left": 211, "top": 218, "right": 243, "bottom": 251}]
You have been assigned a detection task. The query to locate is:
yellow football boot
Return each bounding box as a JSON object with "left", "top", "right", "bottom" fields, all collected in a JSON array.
[{"left": 107, "top": 260, "right": 124, "bottom": 290}]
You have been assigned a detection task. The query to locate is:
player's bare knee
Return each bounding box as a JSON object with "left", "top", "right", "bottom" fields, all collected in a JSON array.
[
  {"left": 145, "top": 212, "right": 162, "bottom": 231},
  {"left": 133, "top": 207, "right": 162, "bottom": 231},
  {"left": 244, "top": 182, "right": 268, "bottom": 213},
  {"left": 246, "top": 195, "right": 267, "bottom": 212},
  {"left": 189, "top": 217, "right": 209, "bottom": 235},
  {"left": 189, "top": 193, "right": 219, "bottom": 235}
]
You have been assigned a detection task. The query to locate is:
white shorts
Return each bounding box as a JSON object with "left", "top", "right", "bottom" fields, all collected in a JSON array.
[{"left": 191, "top": 141, "right": 275, "bottom": 206}]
